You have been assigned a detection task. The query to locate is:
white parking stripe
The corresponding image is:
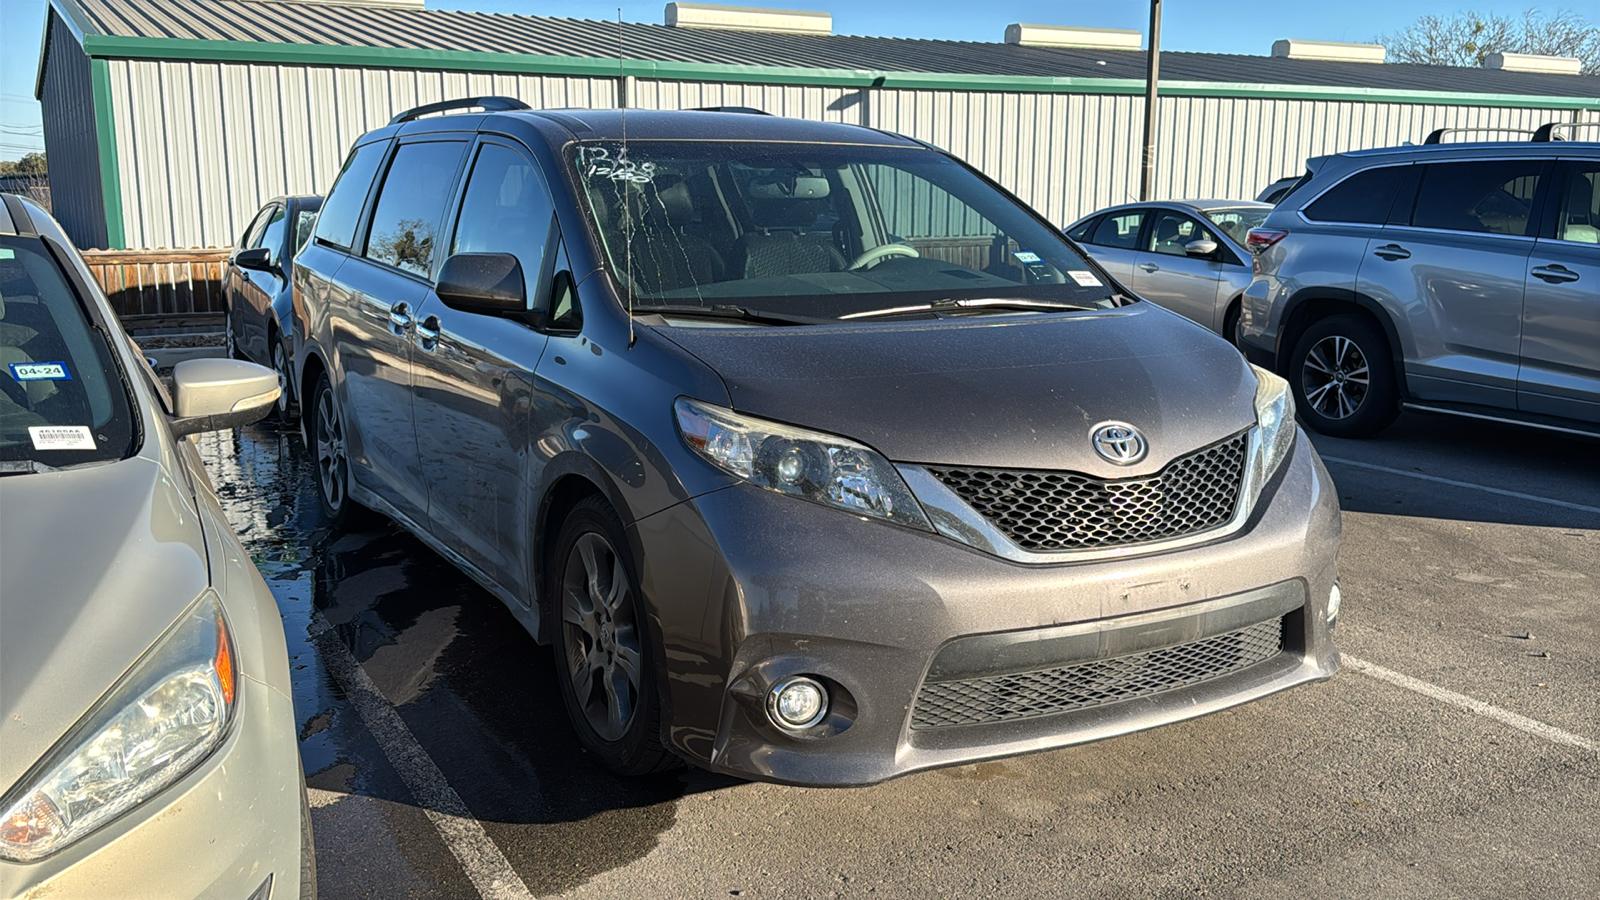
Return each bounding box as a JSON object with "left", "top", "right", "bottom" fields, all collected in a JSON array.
[
  {"left": 311, "top": 613, "right": 536, "bottom": 900},
  {"left": 1320, "top": 456, "right": 1600, "bottom": 516},
  {"left": 1345, "top": 655, "right": 1598, "bottom": 755}
]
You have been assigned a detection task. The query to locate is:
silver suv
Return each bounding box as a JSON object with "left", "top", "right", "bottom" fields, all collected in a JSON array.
[{"left": 1240, "top": 139, "right": 1600, "bottom": 438}]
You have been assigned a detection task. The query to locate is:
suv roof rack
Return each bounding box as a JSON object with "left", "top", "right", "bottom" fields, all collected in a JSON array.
[
  {"left": 389, "top": 96, "right": 531, "bottom": 126},
  {"left": 1422, "top": 126, "right": 1535, "bottom": 144},
  {"left": 689, "top": 106, "right": 771, "bottom": 115},
  {"left": 1532, "top": 121, "right": 1600, "bottom": 142}
]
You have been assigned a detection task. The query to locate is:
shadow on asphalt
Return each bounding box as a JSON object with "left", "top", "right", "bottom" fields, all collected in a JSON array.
[
  {"left": 194, "top": 421, "right": 743, "bottom": 895},
  {"left": 1309, "top": 413, "right": 1600, "bottom": 531}
]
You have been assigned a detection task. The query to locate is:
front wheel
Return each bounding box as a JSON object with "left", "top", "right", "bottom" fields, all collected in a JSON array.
[
  {"left": 550, "top": 496, "right": 678, "bottom": 776},
  {"left": 308, "top": 372, "right": 371, "bottom": 529},
  {"left": 272, "top": 336, "right": 298, "bottom": 423},
  {"left": 1289, "top": 314, "right": 1399, "bottom": 438}
]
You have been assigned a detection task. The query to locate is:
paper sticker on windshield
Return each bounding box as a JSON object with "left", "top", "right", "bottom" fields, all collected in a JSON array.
[
  {"left": 1012, "top": 251, "right": 1043, "bottom": 264},
  {"left": 1067, "top": 270, "right": 1103, "bottom": 287},
  {"left": 9, "top": 362, "right": 71, "bottom": 381},
  {"left": 28, "top": 426, "right": 96, "bottom": 451},
  {"left": 0, "top": 249, "right": 13, "bottom": 260}
]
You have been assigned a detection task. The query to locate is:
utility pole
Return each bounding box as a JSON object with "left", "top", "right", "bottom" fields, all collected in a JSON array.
[{"left": 1140, "top": 0, "right": 1162, "bottom": 201}]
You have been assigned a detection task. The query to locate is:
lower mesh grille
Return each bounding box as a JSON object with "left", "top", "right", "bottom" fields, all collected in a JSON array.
[{"left": 911, "top": 617, "right": 1285, "bottom": 729}]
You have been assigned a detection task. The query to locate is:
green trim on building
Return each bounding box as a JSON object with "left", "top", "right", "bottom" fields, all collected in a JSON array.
[
  {"left": 89, "top": 58, "right": 125, "bottom": 250},
  {"left": 79, "top": 34, "right": 1600, "bottom": 111}
]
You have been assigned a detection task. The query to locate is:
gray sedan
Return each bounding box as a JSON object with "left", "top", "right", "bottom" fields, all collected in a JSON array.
[
  {"left": 1067, "top": 200, "right": 1271, "bottom": 342},
  {"left": 0, "top": 194, "right": 311, "bottom": 898}
]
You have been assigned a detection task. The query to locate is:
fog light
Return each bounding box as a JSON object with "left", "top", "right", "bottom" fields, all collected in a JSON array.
[
  {"left": 767, "top": 676, "right": 829, "bottom": 730},
  {"left": 1327, "top": 583, "right": 1342, "bottom": 626}
]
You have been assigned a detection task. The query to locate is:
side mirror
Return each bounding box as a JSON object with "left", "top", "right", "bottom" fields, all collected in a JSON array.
[
  {"left": 436, "top": 253, "right": 531, "bottom": 319},
  {"left": 1184, "top": 239, "right": 1220, "bottom": 259},
  {"left": 235, "top": 247, "right": 274, "bottom": 272},
  {"left": 169, "top": 358, "right": 280, "bottom": 437}
]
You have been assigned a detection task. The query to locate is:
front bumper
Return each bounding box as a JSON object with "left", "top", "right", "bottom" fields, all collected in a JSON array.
[
  {"left": 632, "top": 430, "right": 1341, "bottom": 786},
  {"left": 0, "top": 676, "right": 305, "bottom": 899}
]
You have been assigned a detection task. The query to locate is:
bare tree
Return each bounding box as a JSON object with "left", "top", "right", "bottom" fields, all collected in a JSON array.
[{"left": 1377, "top": 8, "right": 1600, "bottom": 74}]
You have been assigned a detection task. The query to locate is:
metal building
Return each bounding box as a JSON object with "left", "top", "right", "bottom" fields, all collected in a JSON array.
[{"left": 35, "top": 0, "right": 1600, "bottom": 251}]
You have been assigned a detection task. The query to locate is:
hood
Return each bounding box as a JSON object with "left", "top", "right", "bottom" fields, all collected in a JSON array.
[
  {"left": 0, "top": 455, "right": 209, "bottom": 794},
  {"left": 654, "top": 303, "right": 1259, "bottom": 477}
]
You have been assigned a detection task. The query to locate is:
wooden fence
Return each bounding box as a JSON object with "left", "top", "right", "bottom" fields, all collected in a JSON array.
[{"left": 80, "top": 247, "right": 229, "bottom": 326}]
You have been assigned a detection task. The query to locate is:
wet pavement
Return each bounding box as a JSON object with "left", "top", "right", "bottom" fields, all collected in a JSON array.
[{"left": 194, "top": 414, "right": 1600, "bottom": 899}]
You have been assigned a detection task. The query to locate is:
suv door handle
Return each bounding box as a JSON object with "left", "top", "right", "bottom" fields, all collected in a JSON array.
[
  {"left": 416, "top": 315, "right": 441, "bottom": 350},
  {"left": 1530, "top": 264, "right": 1580, "bottom": 284},
  {"left": 388, "top": 301, "right": 412, "bottom": 333},
  {"left": 1138, "top": 263, "right": 1160, "bottom": 272},
  {"left": 1373, "top": 244, "right": 1411, "bottom": 261}
]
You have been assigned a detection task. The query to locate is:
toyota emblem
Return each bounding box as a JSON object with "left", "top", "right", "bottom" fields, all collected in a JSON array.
[{"left": 1091, "top": 422, "right": 1147, "bottom": 465}]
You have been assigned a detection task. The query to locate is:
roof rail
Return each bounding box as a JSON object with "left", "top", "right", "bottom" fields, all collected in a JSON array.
[
  {"left": 689, "top": 106, "right": 771, "bottom": 115},
  {"left": 1422, "top": 126, "right": 1535, "bottom": 144},
  {"left": 1532, "top": 121, "right": 1600, "bottom": 142},
  {"left": 389, "top": 96, "right": 531, "bottom": 126}
]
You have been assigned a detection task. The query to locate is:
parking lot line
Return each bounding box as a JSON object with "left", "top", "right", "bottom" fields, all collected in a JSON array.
[
  {"left": 1319, "top": 456, "right": 1600, "bottom": 515},
  {"left": 1345, "top": 655, "right": 1598, "bottom": 755},
  {"left": 310, "top": 613, "right": 536, "bottom": 900}
]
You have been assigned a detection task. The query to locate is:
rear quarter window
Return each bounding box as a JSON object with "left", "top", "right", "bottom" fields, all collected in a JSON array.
[{"left": 1303, "top": 166, "right": 1409, "bottom": 225}]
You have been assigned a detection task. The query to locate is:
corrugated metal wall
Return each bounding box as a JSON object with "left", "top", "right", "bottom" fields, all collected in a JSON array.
[
  {"left": 38, "top": 18, "right": 108, "bottom": 250},
  {"left": 103, "top": 58, "right": 1599, "bottom": 249}
]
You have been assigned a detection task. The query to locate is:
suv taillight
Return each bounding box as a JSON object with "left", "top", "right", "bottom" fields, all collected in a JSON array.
[{"left": 1245, "top": 228, "right": 1288, "bottom": 253}]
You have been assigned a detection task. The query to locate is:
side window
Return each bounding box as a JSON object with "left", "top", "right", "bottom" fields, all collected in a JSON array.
[
  {"left": 1089, "top": 211, "right": 1145, "bottom": 250},
  {"left": 1147, "top": 211, "right": 1216, "bottom": 256},
  {"left": 450, "top": 143, "right": 555, "bottom": 303},
  {"left": 236, "top": 208, "right": 272, "bottom": 252},
  {"left": 1411, "top": 160, "right": 1545, "bottom": 236},
  {"left": 1553, "top": 165, "right": 1599, "bottom": 245},
  {"left": 293, "top": 209, "right": 318, "bottom": 255},
  {"left": 257, "top": 207, "right": 287, "bottom": 266},
  {"left": 314, "top": 141, "right": 388, "bottom": 250},
  {"left": 1303, "top": 166, "right": 1408, "bottom": 224},
  {"left": 364, "top": 141, "right": 469, "bottom": 278},
  {"left": 1065, "top": 216, "right": 1098, "bottom": 242}
]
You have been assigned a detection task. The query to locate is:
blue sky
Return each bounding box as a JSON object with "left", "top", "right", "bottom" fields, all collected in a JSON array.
[{"left": 0, "top": 0, "right": 1588, "bottom": 161}]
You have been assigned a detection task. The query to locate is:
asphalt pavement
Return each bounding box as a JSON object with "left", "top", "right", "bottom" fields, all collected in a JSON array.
[{"left": 194, "top": 410, "right": 1600, "bottom": 899}]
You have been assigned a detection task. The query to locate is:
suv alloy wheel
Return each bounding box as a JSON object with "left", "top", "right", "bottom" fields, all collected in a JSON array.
[{"left": 1289, "top": 314, "right": 1400, "bottom": 437}]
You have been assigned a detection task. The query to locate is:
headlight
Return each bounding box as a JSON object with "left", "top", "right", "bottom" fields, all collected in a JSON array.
[
  {"left": 1251, "top": 364, "right": 1296, "bottom": 479},
  {"left": 675, "top": 397, "right": 932, "bottom": 531},
  {"left": 0, "top": 593, "right": 238, "bottom": 862}
]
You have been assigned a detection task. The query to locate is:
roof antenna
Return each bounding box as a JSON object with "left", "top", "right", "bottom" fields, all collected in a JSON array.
[{"left": 619, "top": 8, "right": 635, "bottom": 348}]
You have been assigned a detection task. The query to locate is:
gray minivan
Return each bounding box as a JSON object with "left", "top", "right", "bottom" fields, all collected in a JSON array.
[
  {"left": 292, "top": 100, "right": 1341, "bottom": 786},
  {"left": 1241, "top": 138, "right": 1600, "bottom": 438}
]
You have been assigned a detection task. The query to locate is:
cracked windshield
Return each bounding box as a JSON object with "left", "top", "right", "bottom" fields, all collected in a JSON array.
[{"left": 574, "top": 141, "right": 1128, "bottom": 321}]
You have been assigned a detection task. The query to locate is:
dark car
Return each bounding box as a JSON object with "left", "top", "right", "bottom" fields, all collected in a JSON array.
[
  {"left": 224, "top": 195, "right": 321, "bottom": 420},
  {"left": 292, "top": 99, "right": 1341, "bottom": 787}
]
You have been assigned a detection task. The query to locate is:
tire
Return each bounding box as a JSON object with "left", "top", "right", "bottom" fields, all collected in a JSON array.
[
  {"left": 307, "top": 372, "right": 371, "bottom": 529},
  {"left": 298, "top": 767, "right": 318, "bottom": 900},
  {"left": 271, "top": 332, "right": 299, "bottom": 423},
  {"left": 1288, "top": 314, "right": 1400, "bottom": 438},
  {"left": 225, "top": 306, "right": 246, "bottom": 360},
  {"left": 1223, "top": 299, "right": 1243, "bottom": 348},
  {"left": 549, "top": 496, "right": 678, "bottom": 776}
]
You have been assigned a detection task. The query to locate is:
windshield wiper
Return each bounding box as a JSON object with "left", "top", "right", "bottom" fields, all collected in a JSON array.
[
  {"left": 631, "top": 304, "right": 822, "bottom": 326},
  {"left": 0, "top": 459, "right": 62, "bottom": 476},
  {"left": 839, "top": 298, "right": 1096, "bottom": 320}
]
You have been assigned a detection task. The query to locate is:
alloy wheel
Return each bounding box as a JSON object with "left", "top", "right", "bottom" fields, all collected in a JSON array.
[
  {"left": 273, "top": 343, "right": 292, "bottom": 414},
  {"left": 560, "top": 531, "right": 643, "bottom": 742},
  {"left": 1300, "top": 335, "right": 1370, "bottom": 421},
  {"left": 315, "top": 387, "right": 348, "bottom": 511}
]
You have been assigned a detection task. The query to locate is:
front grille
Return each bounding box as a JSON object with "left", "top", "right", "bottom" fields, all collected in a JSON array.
[
  {"left": 911, "top": 617, "right": 1284, "bottom": 729},
  {"left": 928, "top": 432, "right": 1249, "bottom": 552}
]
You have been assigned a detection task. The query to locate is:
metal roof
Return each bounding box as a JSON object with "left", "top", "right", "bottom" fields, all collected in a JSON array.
[{"left": 53, "top": 0, "right": 1600, "bottom": 101}]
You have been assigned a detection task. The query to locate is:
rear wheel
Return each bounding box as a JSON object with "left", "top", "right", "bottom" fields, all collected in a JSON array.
[
  {"left": 550, "top": 496, "right": 677, "bottom": 776},
  {"left": 1289, "top": 314, "right": 1399, "bottom": 438},
  {"left": 298, "top": 767, "right": 318, "bottom": 900},
  {"left": 271, "top": 332, "right": 298, "bottom": 423},
  {"left": 308, "top": 372, "right": 371, "bottom": 528}
]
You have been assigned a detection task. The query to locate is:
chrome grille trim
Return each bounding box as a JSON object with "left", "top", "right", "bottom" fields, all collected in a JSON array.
[{"left": 911, "top": 616, "right": 1286, "bottom": 730}]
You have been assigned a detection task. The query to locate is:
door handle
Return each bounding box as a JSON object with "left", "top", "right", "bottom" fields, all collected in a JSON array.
[
  {"left": 1530, "top": 264, "right": 1580, "bottom": 284},
  {"left": 1373, "top": 244, "right": 1411, "bottom": 261},
  {"left": 1138, "top": 263, "right": 1160, "bottom": 273},
  {"left": 388, "top": 301, "right": 412, "bottom": 333},
  {"left": 416, "top": 315, "right": 441, "bottom": 350}
]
